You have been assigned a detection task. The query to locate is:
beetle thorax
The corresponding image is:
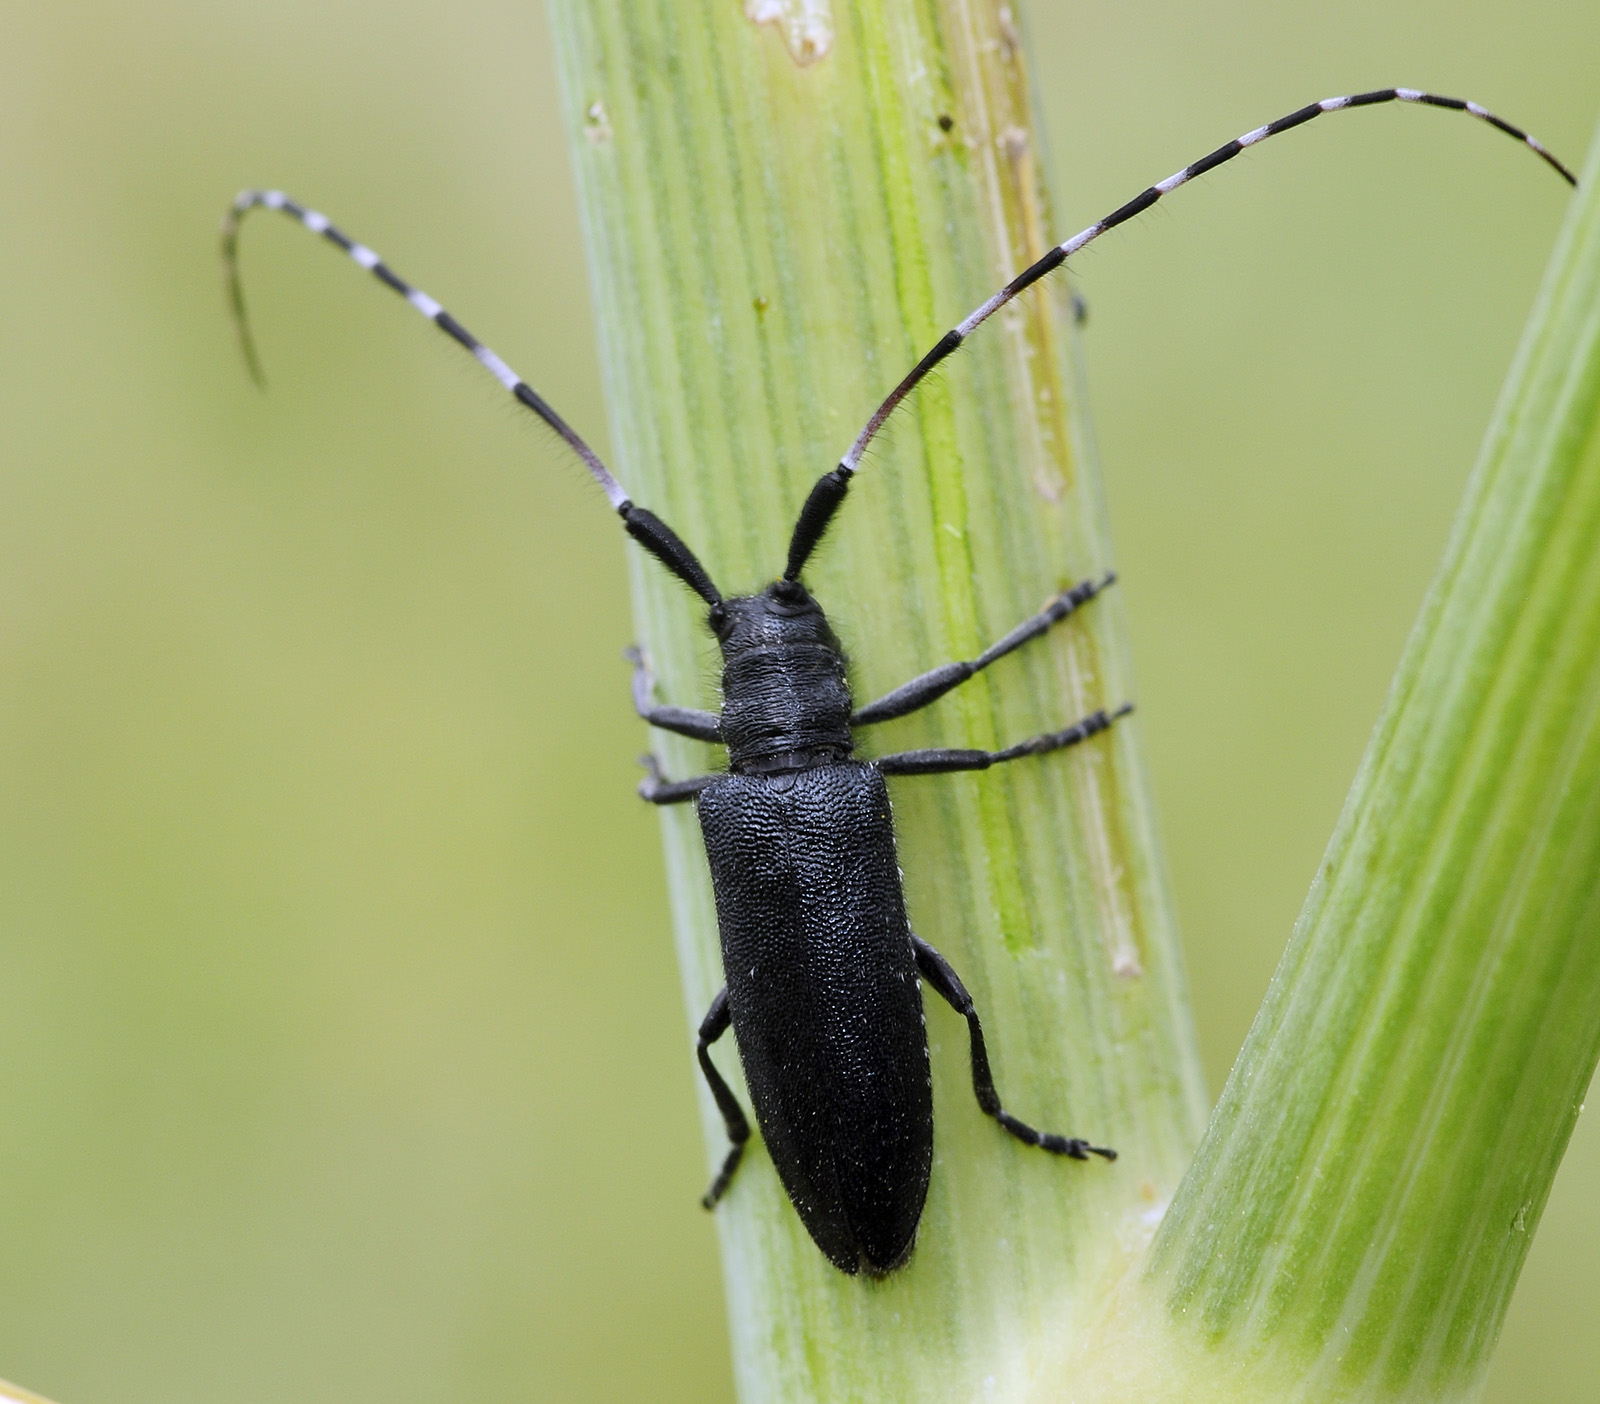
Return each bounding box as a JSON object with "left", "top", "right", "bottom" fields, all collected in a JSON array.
[{"left": 711, "top": 581, "right": 854, "bottom": 773}]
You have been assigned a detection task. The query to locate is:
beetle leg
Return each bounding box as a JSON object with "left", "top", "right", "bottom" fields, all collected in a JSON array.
[
  {"left": 625, "top": 646, "right": 723, "bottom": 743},
  {"left": 874, "top": 701, "right": 1132, "bottom": 776},
  {"left": 911, "top": 934, "right": 1115, "bottom": 1162},
  {"left": 637, "top": 754, "right": 718, "bottom": 804},
  {"left": 696, "top": 987, "right": 752, "bottom": 1208},
  {"left": 852, "top": 572, "right": 1115, "bottom": 726}
]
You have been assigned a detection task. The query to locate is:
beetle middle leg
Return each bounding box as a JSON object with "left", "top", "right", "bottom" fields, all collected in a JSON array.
[
  {"left": 874, "top": 701, "right": 1133, "bottom": 777},
  {"left": 851, "top": 572, "right": 1115, "bottom": 726},
  {"left": 912, "top": 935, "right": 1115, "bottom": 1162},
  {"left": 637, "top": 754, "right": 718, "bottom": 804},
  {"left": 696, "top": 987, "right": 752, "bottom": 1208}
]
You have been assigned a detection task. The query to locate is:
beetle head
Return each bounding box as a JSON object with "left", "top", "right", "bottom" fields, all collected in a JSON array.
[{"left": 709, "top": 580, "right": 843, "bottom": 657}]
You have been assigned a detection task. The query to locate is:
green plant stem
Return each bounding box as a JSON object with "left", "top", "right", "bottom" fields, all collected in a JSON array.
[
  {"left": 549, "top": 0, "right": 1204, "bottom": 1397},
  {"left": 1112, "top": 115, "right": 1600, "bottom": 1403}
]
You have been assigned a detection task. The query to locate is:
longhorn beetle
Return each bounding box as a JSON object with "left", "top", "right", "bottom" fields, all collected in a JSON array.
[{"left": 223, "top": 89, "right": 1575, "bottom": 1276}]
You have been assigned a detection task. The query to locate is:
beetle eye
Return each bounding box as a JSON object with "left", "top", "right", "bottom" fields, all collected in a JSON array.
[{"left": 708, "top": 602, "right": 729, "bottom": 634}]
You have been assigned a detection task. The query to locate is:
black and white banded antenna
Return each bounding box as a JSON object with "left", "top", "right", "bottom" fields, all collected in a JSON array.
[
  {"left": 781, "top": 88, "right": 1577, "bottom": 583},
  {"left": 221, "top": 189, "right": 725, "bottom": 608}
]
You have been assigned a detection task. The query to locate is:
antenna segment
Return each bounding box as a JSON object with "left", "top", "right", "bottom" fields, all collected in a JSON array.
[
  {"left": 834, "top": 88, "right": 1577, "bottom": 481},
  {"left": 221, "top": 189, "right": 632, "bottom": 512}
]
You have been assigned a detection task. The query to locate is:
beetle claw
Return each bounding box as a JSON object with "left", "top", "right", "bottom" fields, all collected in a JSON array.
[{"left": 637, "top": 752, "right": 666, "bottom": 798}]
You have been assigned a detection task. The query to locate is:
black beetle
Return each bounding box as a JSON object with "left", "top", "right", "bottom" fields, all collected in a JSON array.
[
  {"left": 221, "top": 86, "right": 1574, "bottom": 1274},
  {"left": 627, "top": 561, "right": 1124, "bottom": 1275}
]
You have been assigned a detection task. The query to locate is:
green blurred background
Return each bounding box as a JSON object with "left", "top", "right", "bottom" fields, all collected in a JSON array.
[{"left": 1, "top": 1, "right": 1595, "bottom": 1400}]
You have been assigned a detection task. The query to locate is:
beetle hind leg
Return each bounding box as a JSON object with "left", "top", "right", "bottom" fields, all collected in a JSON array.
[
  {"left": 911, "top": 935, "right": 1116, "bottom": 1163},
  {"left": 696, "top": 987, "right": 752, "bottom": 1208}
]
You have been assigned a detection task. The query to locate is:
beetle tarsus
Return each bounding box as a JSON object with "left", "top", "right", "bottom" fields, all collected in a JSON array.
[{"left": 1000, "top": 1115, "right": 1117, "bottom": 1161}]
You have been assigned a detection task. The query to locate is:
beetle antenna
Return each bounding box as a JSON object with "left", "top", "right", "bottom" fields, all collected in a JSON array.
[
  {"left": 783, "top": 88, "right": 1577, "bottom": 580},
  {"left": 221, "top": 190, "right": 723, "bottom": 606}
]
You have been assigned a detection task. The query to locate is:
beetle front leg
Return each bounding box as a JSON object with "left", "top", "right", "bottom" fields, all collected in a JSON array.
[
  {"left": 911, "top": 934, "right": 1115, "bottom": 1162},
  {"left": 696, "top": 987, "right": 752, "bottom": 1208},
  {"left": 625, "top": 646, "right": 723, "bottom": 742},
  {"left": 874, "top": 701, "right": 1132, "bottom": 777},
  {"left": 637, "top": 754, "right": 718, "bottom": 805}
]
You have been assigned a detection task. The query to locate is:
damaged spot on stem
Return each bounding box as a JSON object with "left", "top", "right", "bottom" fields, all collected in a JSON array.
[{"left": 744, "top": 0, "right": 833, "bottom": 65}]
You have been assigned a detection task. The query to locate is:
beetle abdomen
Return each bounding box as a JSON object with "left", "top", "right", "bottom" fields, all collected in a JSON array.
[{"left": 697, "top": 763, "right": 932, "bottom": 1275}]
